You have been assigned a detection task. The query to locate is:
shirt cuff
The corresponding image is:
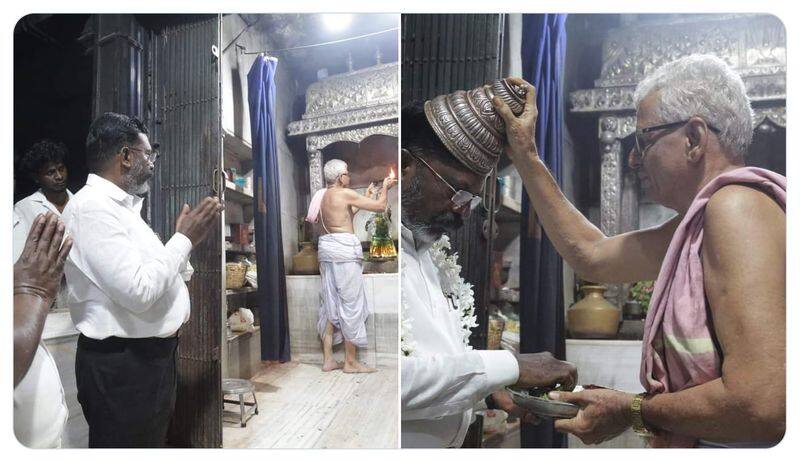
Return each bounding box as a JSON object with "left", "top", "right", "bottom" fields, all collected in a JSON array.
[
  {"left": 166, "top": 232, "right": 193, "bottom": 262},
  {"left": 476, "top": 350, "right": 519, "bottom": 393}
]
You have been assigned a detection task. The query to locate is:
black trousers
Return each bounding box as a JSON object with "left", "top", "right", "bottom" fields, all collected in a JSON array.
[{"left": 76, "top": 333, "right": 178, "bottom": 448}]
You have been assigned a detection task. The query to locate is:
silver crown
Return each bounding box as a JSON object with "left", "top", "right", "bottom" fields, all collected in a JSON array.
[{"left": 424, "top": 79, "right": 528, "bottom": 175}]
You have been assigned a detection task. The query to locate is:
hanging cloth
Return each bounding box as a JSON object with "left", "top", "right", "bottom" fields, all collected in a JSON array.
[{"left": 248, "top": 55, "right": 291, "bottom": 362}]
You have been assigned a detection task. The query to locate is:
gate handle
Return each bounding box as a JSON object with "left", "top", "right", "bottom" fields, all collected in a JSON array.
[{"left": 212, "top": 168, "right": 220, "bottom": 196}]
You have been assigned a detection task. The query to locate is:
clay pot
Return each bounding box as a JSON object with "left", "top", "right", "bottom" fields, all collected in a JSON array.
[
  {"left": 567, "top": 285, "right": 620, "bottom": 339},
  {"left": 292, "top": 242, "right": 319, "bottom": 275}
]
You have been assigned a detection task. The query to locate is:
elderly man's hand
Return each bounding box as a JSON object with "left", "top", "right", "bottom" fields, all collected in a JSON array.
[
  {"left": 513, "top": 351, "right": 577, "bottom": 390},
  {"left": 13, "top": 212, "right": 73, "bottom": 302},
  {"left": 551, "top": 388, "right": 634, "bottom": 445},
  {"left": 490, "top": 390, "right": 540, "bottom": 425},
  {"left": 492, "top": 77, "right": 539, "bottom": 161},
  {"left": 382, "top": 175, "right": 397, "bottom": 190}
]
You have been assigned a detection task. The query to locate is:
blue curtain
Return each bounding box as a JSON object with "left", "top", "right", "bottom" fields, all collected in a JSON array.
[
  {"left": 248, "top": 56, "right": 291, "bottom": 362},
  {"left": 519, "top": 13, "right": 568, "bottom": 448}
]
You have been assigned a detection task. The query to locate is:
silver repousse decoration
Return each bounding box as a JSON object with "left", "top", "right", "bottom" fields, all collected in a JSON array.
[
  {"left": 288, "top": 62, "right": 399, "bottom": 195},
  {"left": 288, "top": 63, "right": 398, "bottom": 138},
  {"left": 570, "top": 14, "right": 785, "bottom": 114},
  {"left": 424, "top": 79, "right": 527, "bottom": 175}
]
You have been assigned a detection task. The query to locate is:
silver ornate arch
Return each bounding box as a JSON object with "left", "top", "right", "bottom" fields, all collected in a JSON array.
[{"left": 288, "top": 62, "right": 399, "bottom": 194}]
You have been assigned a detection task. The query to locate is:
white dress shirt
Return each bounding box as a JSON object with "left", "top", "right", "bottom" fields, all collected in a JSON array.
[
  {"left": 13, "top": 189, "right": 74, "bottom": 262},
  {"left": 63, "top": 174, "right": 194, "bottom": 339},
  {"left": 12, "top": 189, "right": 72, "bottom": 448},
  {"left": 401, "top": 225, "right": 519, "bottom": 448}
]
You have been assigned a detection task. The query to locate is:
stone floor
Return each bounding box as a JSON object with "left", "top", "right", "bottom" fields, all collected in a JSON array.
[{"left": 222, "top": 360, "right": 398, "bottom": 449}]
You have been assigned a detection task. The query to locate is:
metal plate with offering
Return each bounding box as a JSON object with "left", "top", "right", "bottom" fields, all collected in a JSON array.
[{"left": 507, "top": 384, "right": 584, "bottom": 419}]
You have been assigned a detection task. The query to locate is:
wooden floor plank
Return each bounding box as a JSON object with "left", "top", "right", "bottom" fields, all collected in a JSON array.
[{"left": 222, "top": 361, "right": 398, "bottom": 448}]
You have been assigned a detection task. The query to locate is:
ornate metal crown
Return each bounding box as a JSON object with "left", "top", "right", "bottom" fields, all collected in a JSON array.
[{"left": 424, "top": 79, "right": 527, "bottom": 175}]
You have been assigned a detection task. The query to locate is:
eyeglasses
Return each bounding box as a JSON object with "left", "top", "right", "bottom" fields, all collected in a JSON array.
[
  {"left": 124, "top": 146, "right": 159, "bottom": 163},
  {"left": 408, "top": 150, "right": 483, "bottom": 214},
  {"left": 633, "top": 119, "right": 720, "bottom": 161}
]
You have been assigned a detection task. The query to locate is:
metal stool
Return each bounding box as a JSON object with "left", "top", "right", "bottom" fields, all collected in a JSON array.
[{"left": 222, "top": 378, "right": 259, "bottom": 427}]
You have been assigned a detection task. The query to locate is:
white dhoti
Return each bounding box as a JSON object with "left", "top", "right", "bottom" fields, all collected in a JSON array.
[{"left": 317, "top": 232, "right": 372, "bottom": 347}]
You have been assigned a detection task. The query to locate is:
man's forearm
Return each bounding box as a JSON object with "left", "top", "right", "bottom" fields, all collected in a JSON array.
[
  {"left": 377, "top": 185, "right": 389, "bottom": 208},
  {"left": 13, "top": 293, "right": 52, "bottom": 387},
  {"left": 642, "top": 378, "right": 785, "bottom": 443},
  {"left": 511, "top": 149, "right": 606, "bottom": 277}
]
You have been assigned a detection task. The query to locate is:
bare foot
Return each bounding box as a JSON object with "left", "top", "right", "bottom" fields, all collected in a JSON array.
[
  {"left": 322, "top": 360, "right": 343, "bottom": 372},
  {"left": 343, "top": 362, "right": 377, "bottom": 374}
]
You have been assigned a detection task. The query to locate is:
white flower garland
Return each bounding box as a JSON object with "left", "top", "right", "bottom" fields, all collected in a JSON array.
[{"left": 401, "top": 235, "right": 477, "bottom": 356}]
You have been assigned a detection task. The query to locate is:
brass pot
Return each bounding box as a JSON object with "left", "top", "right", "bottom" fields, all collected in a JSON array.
[
  {"left": 292, "top": 242, "right": 319, "bottom": 275},
  {"left": 567, "top": 285, "right": 620, "bottom": 339}
]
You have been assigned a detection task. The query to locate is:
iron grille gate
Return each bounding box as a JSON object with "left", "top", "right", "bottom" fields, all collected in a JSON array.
[
  {"left": 150, "top": 15, "right": 224, "bottom": 448},
  {"left": 401, "top": 14, "right": 504, "bottom": 350},
  {"left": 87, "top": 14, "right": 224, "bottom": 448}
]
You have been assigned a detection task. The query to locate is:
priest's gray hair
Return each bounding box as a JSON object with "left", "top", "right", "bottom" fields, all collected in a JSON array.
[
  {"left": 634, "top": 54, "right": 754, "bottom": 157},
  {"left": 323, "top": 159, "right": 348, "bottom": 185}
]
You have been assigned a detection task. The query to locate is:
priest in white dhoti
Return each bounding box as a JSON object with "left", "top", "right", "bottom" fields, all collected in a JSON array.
[
  {"left": 306, "top": 159, "right": 396, "bottom": 373},
  {"left": 400, "top": 80, "right": 577, "bottom": 447}
]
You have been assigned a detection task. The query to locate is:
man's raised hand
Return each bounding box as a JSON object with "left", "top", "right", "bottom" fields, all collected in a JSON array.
[
  {"left": 383, "top": 175, "right": 397, "bottom": 190},
  {"left": 14, "top": 212, "right": 73, "bottom": 302},
  {"left": 175, "top": 197, "right": 224, "bottom": 247}
]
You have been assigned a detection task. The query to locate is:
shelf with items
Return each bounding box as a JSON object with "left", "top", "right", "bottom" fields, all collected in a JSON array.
[
  {"left": 500, "top": 195, "right": 521, "bottom": 213},
  {"left": 225, "top": 241, "right": 256, "bottom": 256},
  {"left": 224, "top": 179, "right": 254, "bottom": 204},
  {"left": 496, "top": 195, "right": 522, "bottom": 223},
  {"left": 226, "top": 325, "right": 260, "bottom": 343},
  {"left": 225, "top": 286, "right": 257, "bottom": 296},
  {"left": 223, "top": 128, "right": 252, "bottom": 163}
]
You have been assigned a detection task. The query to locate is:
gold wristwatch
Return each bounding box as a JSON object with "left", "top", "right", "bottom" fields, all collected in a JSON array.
[{"left": 630, "top": 392, "right": 653, "bottom": 437}]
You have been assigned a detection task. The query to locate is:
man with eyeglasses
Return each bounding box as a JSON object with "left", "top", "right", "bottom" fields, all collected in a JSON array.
[
  {"left": 496, "top": 55, "right": 785, "bottom": 447},
  {"left": 400, "top": 94, "right": 577, "bottom": 448},
  {"left": 62, "top": 112, "right": 223, "bottom": 447},
  {"left": 305, "top": 159, "right": 396, "bottom": 373}
]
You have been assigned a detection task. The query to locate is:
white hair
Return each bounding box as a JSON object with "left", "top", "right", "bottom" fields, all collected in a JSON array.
[
  {"left": 634, "top": 54, "right": 754, "bottom": 157},
  {"left": 323, "top": 159, "right": 348, "bottom": 185}
]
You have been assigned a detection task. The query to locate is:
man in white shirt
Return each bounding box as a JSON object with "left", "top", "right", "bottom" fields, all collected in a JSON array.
[
  {"left": 62, "top": 112, "right": 222, "bottom": 447},
  {"left": 400, "top": 89, "right": 577, "bottom": 448},
  {"left": 13, "top": 140, "right": 73, "bottom": 266},
  {"left": 13, "top": 140, "right": 73, "bottom": 262}
]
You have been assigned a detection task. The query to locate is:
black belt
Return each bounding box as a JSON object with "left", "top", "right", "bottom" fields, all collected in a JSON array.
[{"left": 78, "top": 333, "right": 178, "bottom": 352}]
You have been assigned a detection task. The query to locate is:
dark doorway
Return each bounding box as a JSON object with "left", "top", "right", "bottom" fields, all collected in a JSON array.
[{"left": 14, "top": 14, "right": 93, "bottom": 202}]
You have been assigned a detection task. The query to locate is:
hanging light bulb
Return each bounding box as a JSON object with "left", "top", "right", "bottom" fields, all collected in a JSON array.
[{"left": 321, "top": 14, "right": 353, "bottom": 32}]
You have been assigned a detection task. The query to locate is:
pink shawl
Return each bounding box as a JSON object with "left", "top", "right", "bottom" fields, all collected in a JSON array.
[
  {"left": 640, "top": 166, "right": 786, "bottom": 447},
  {"left": 305, "top": 188, "right": 327, "bottom": 223}
]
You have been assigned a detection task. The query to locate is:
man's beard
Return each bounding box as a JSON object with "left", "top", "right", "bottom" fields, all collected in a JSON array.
[
  {"left": 401, "top": 172, "right": 464, "bottom": 244},
  {"left": 124, "top": 156, "right": 152, "bottom": 195}
]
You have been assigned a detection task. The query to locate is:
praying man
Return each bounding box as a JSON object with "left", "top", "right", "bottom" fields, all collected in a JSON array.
[{"left": 305, "top": 159, "right": 396, "bottom": 373}]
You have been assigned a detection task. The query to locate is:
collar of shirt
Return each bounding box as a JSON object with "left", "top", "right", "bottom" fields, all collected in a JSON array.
[
  {"left": 29, "top": 189, "right": 74, "bottom": 213},
  {"left": 401, "top": 224, "right": 435, "bottom": 254},
  {"left": 85, "top": 174, "right": 143, "bottom": 213}
]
